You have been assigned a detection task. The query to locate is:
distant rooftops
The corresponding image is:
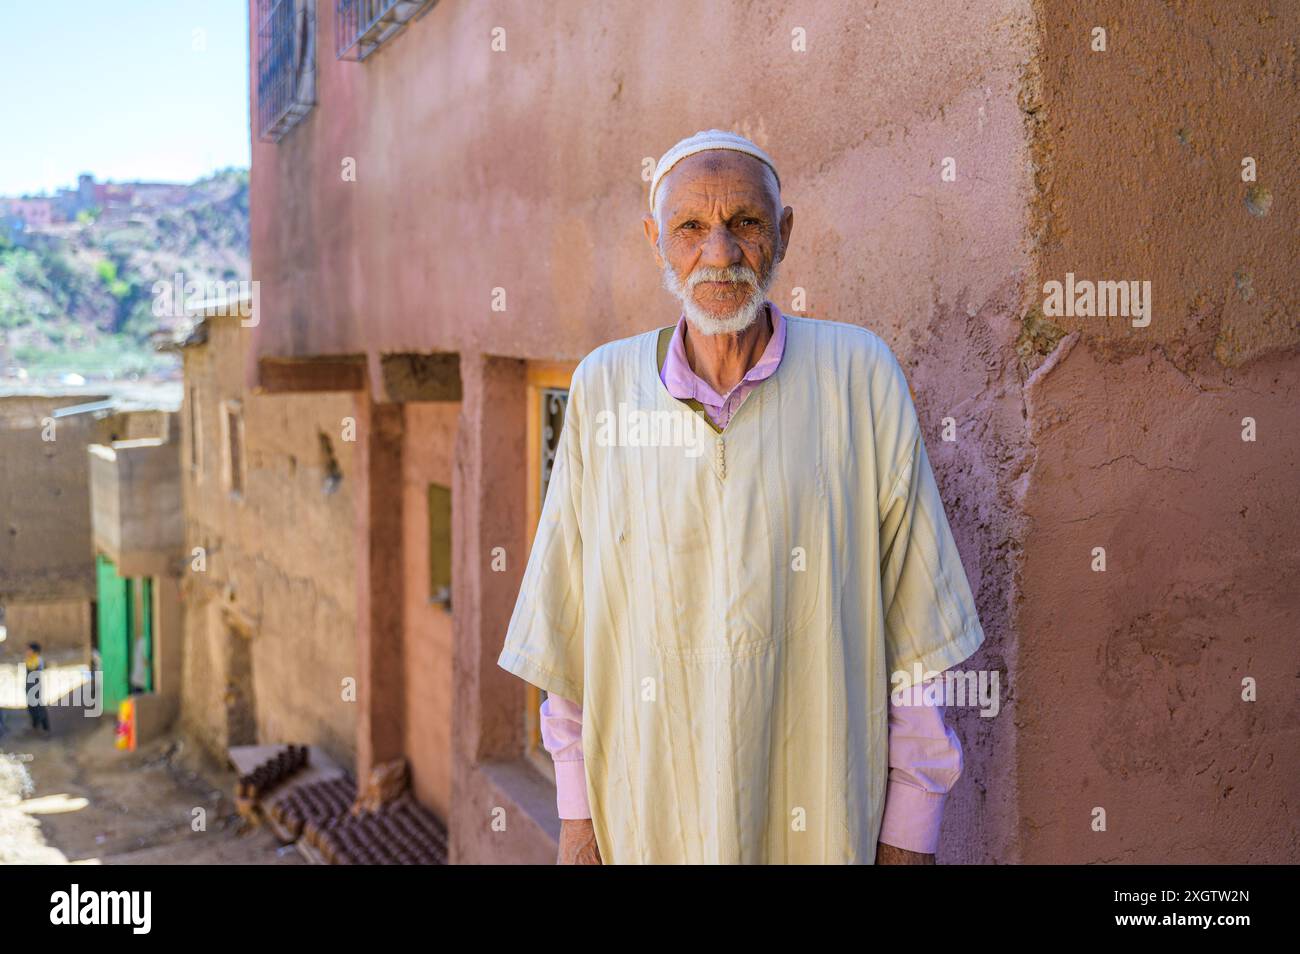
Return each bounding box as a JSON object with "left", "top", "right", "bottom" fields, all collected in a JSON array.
[{"left": 0, "top": 381, "right": 181, "bottom": 414}]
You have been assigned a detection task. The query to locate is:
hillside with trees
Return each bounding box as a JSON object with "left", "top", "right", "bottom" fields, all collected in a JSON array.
[{"left": 0, "top": 168, "right": 248, "bottom": 383}]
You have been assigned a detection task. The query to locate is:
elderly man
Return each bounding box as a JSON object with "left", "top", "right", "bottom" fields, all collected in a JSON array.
[{"left": 498, "top": 129, "right": 984, "bottom": 864}]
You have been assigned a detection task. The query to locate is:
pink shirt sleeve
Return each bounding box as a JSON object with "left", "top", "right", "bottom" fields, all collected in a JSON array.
[
  {"left": 877, "top": 677, "right": 964, "bottom": 854},
  {"left": 538, "top": 693, "right": 591, "bottom": 819},
  {"left": 541, "top": 678, "right": 965, "bottom": 848}
]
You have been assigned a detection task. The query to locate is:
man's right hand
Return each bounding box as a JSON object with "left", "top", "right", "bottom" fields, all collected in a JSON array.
[{"left": 558, "top": 818, "right": 602, "bottom": 865}]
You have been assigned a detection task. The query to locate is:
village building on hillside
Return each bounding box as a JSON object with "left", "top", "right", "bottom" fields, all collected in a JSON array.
[
  {"left": 0, "top": 174, "right": 194, "bottom": 232},
  {"left": 1, "top": 386, "right": 180, "bottom": 732}
]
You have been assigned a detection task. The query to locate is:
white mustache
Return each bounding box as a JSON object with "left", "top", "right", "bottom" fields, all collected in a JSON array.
[{"left": 686, "top": 267, "right": 758, "bottom": 288}]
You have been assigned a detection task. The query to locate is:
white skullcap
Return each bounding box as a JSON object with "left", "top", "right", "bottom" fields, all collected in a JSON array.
[{"left": 648, "top": 128, "right": 781, "bottom": 213}]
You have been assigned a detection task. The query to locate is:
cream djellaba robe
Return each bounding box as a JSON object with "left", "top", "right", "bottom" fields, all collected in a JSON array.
[{"left": 497, "top": 313, "right": 985, "bottom": 864}]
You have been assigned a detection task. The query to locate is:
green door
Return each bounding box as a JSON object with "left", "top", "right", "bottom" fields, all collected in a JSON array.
[
  {"left": 95, "top": 555, "right": 131, "bottom": 713},
  {"left": 133, "top": 577, "right": 153, "bottom": 693}
]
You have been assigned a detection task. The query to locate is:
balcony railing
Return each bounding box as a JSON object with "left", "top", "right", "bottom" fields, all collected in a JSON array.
[
  {"left": 335, "top": 0, "right": 432, "bottom": 60},
  {"left": 257, "top": 0, "right": 317, "bottom": 142}
]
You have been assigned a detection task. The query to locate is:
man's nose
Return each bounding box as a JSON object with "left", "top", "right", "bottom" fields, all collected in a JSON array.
[{"left": 697, "top": 224, "right": 743, "bottom": 269}]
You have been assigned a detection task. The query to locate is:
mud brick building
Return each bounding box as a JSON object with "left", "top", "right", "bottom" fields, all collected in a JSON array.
[
  {"left": 1, "top": 390, "right": 109, "bottom": 656},
  {"left": 175, "top": 308, "right": 366, "bottom": 777},
  {"left": 234, "top": 0, "right": 1297, "bottom": 863}
]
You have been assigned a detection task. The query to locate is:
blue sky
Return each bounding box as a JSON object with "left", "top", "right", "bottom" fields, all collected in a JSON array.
[{"left": 0, "top": 0, "right": 250, "bottom": 196}]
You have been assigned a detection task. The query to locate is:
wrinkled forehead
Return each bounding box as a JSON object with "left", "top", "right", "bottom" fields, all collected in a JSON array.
[{"left": 658, "top": 151, "right": 777, "bottom": 216}]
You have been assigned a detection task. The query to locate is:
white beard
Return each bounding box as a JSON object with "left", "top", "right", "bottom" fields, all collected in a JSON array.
[{"left": 660, "top": 257, "right": 780, "bottom": 336}]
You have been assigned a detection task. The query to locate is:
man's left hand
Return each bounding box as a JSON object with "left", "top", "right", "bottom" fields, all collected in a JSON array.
[{"left": 876, "top": 842, "right": 935, "bottom": 865}]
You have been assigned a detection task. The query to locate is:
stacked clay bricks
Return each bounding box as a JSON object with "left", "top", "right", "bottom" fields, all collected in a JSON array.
[
  {"left": 238, "top": 744, "right": 310, "bottom": 801},
  {"left": 267, "top": 773, "right": 355, "bottom": 841},
  {"left": 303, "top": 795, "right": 448, "bottom": 865}
]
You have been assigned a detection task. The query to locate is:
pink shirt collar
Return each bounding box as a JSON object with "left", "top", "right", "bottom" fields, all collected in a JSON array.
[{"left": 659, "top": 300, "right": 787, "bottom": 415}]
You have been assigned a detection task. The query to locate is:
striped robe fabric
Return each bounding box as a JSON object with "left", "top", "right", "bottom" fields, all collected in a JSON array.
[{"left": 498, "top": 314, "right": 985, "bottom": 863}]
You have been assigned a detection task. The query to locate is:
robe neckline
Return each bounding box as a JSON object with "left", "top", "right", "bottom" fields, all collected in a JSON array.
[{"left": 649, "top": 308, "right": 796, "bottom": 437}]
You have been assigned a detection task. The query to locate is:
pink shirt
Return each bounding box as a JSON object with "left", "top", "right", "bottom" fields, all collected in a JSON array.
[{"left": 540, "top": 300, "right": 965, "bottom": 855}]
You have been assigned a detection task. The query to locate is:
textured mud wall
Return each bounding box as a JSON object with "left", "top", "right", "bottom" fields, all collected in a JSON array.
[
  {"left": 179, "top": 318, "right": 360, "bottom": 769},
  {"left": 251, "top": 0, "right": 1040, "bottom": 863},
  {"left": 401, "top": 401, "right": 459, "bottom": 821},
  {"left": 0, "top": 395, "right": 104, "bottom": 603},
  {"left": 250, "top": 0, "right": 1297, "bottom": 863},
  {"left": 1, "top": 600, "right": 90, "bottom": 656},
  {"left": 1016, "top": 0, "right": 1299, "bottom": 861}
]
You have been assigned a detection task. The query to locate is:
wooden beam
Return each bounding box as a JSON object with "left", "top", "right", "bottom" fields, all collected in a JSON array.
[
  {"left": 380, "top": 352, "right": 462, "bottom": 402},
  {"left": 257, "top": 356, "right": 367, "bottom": 394}
]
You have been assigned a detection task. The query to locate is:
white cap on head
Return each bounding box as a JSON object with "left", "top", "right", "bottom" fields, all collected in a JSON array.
[{"left": 648, "top": 128, "right": 780, "bottom": 213}]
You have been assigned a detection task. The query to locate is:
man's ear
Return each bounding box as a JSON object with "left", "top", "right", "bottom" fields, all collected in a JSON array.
[
  {"left": 643, "top": 214, "right": 664, "bottom": 268},
  {"left": 777, "top": 206, "right": 794, "bottom": 263}
]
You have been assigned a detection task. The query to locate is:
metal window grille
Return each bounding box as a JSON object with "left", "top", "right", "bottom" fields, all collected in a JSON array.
[
  {"left": 336, "top": 0, "right": 433, "bottom": 61},
  {"left": 540, "top": 388, "right": 569, "bottom": 506},
  {"left": 257, "top": 0, "right": 317, "bottom": 142}
]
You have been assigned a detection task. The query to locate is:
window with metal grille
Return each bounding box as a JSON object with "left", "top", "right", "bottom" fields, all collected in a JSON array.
[
  {"left": 523, "top": 369, "right": 573, "bottom": 781},
  {"left": 336, "top": 0, "right": 433, "bottom": 61},
  {"left": 538, "top": 388, "right": 570, "bottom": 510},
  {"left": 257, "top": 0, "right": 317, "bottom": 142}
]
